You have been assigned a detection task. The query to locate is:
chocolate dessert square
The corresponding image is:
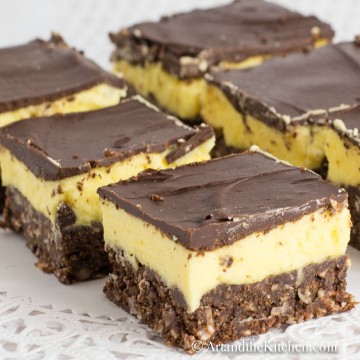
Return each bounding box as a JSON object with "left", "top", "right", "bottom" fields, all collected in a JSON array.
[
  {"left": 202, "top": 39, "right": 360, "bottom": 248},
  {"left": 0, "top": 34, "right": 127, "bottom": 127},
  {"left": 326, "top": 105, "right": 360, "bottom": 249},
  {"left": 0, "top": 98, "right": 215, "bottom": 283},
  {"left": 98, "top": 149, "right": 354, "bottom": 352},
  {"left": 0, "top": 34, "right": 128, "bottom": 213},
  {"left": 110, "top": 0, "right": 333, "bottom": 119}
]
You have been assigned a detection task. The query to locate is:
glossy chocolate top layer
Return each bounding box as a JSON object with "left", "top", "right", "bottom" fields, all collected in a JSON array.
[
  {"left": 209, "top": 42, "right": 360, "bottom": 131},
  {"left": 0, "top": 34, "right": 125, "bottom": 113},
  {"left": 0, "top": 98, "right": 214, "bottom": 180},
  {"left": 110, "top": 0, "right": 334, "bottom": 79},
  {"left": 98, "top": 151, "right": 346, "bottom": 251}
]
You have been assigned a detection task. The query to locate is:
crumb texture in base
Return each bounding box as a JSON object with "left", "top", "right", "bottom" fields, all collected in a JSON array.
[
  {"left": 101, "top": 200, "right": 350, "bottom": 312},
  {"left": 3, "top": 187, "right": 109, "bottom": 284},
  {"left": 104, "top": 251, "right": 354, "bottom": 352}
]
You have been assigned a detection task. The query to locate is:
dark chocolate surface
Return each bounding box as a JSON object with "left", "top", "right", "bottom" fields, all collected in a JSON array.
[
  {"left": 0, "top": 98, "right": 213, "bottom": 180},
  {"left": 0, "top": 34, "right": 125, "bottom": 113},
  {"left": 110, "top": 0, "right": 334, "bottom": 78},
  {"left": 98, "top": 151, "right": 346, "bottom": 251},
  {"left": 209, "top": 42, "right": 360, "bottom": 128}
]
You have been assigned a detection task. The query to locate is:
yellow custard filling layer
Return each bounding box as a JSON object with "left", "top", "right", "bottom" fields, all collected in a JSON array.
[
  {"left": 0, "top": 137, "right": 214, "bottom": 225},
  {"left": 101, "top": 201, "right": 350, "bottom": 313},
  {"left": 0, "top": 84, "right": 127, "bottom": 128},
  {"left": 113, "top": 56, "right": 267, "bottom": 120},
  {"left": 113, "top": 60, "right": 205, "bottom": 120},
  {"left": 201, "top": 84, "right": 326, "bottom": 169}
]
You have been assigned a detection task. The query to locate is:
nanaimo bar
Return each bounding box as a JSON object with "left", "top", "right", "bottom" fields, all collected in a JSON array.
[
  {"left": 0, "top": 98, "right": 215, "bottom": 283},
  {"left": 98, "top": 149, "right": 354, "bottom": 352},
  {"left": 110, "top": 0, "right": 333, "bottom": 120},
  {"left": 0, "top": 34, "right": 127, "bottom": 127},
  {"left": 202, "top": 39, "right": 360, "bottom": 248},
  {"left": 0, "top": 34, "right": 127, "bottom": 213}
]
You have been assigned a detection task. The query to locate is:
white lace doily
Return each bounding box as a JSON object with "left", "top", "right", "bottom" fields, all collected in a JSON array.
[
  {"left": 1, "top": 291, "right": 360, "bottom": 360},
  {"left": 1, "top": 231, "right": 360, "bottom": 360}
]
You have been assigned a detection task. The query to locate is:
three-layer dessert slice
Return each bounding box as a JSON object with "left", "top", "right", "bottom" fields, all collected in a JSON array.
[
  {"left": 98, "top": 149, "right": 354, "bottom": 352},
  {"left": 0, "top": 98, "right": 214, "bottom": 283}
]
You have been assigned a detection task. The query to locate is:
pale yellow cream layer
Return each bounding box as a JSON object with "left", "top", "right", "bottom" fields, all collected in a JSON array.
[
  {"left": 113, "top": 56, "right": 267, "bottom": 120},
  {"left": 0, "top": 84, "right": 127, "bottom": 128},
  {"left": 324, "top": 128, "right": 360, "bottom": 186},
  {"left": 0, "top": 137, "right": 214, "bottom": 225},
  {"left": 201, "top": 84, "right": 326, "bottom": 169},
  {"left": 102, "top": 201, "right": 350, "bottom": 313},
  {"left": 113, "top": 39, "right": 329, "bottom": 121},
  {"left": 113, "top": 60, "right": 205, "bottom": 120}
]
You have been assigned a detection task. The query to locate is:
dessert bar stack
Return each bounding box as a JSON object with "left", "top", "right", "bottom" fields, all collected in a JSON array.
[
  {"left": 0, "top": 98, "right": 214, "bottom": 283},
  {"left": 0, "top": 34, "right": 127, "bottom": 127},
  {"left": 201, "top": 39, "right": 360, "bottom": 249},
  {"left": 104, "top": 0, "right": 357, "bottom": 351},
  {"left": 110, "top": 0, "right": 333, "bottom": 120},
  {"left": 0, "top": 34, "right": 127, "bottom": 213}
]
